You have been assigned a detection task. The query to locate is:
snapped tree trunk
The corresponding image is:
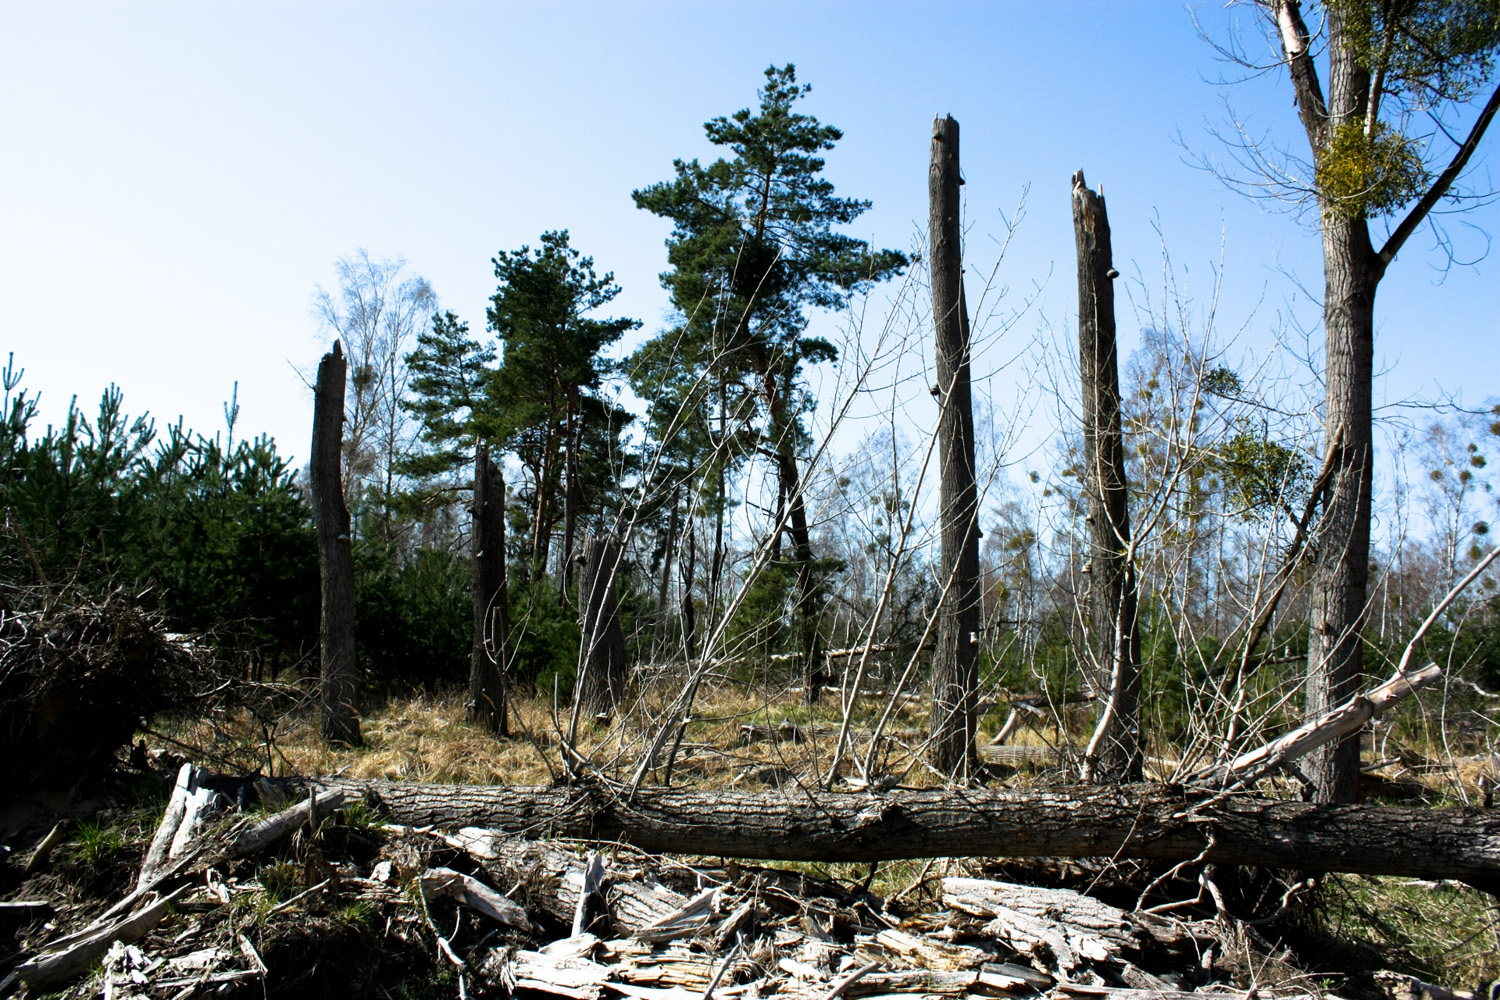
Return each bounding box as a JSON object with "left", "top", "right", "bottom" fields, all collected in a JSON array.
[
  {"left": 302, "top": 776, "right": 1500, "bottom": 892},
  {"left": 311, "top": 341, "right": 361, "bottom": 747},
  {"left": 575, "top": 534, "right": 627, "bottom": 722},
  {"left": 927, "top": 114, "right": 981, "bottom": 780},
  {"left": 470, "top": 442, "right": 510, "bottom": 736},
  {"left": 1071, "top": 171, "right": 1141, "bottom": 782}
]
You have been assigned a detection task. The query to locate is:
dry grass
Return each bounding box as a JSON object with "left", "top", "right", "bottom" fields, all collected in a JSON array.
[{"left": 147, "top": 680, "right": 1500, "bottom": 990}]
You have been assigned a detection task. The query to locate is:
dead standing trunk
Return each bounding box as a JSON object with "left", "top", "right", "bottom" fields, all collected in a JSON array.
[
  {"left": 574, "top": 534, "right": 627, "bottom": 724},
  {"left": 927, "top": 115, "right": 981, "bottom": 780},
  {"left": 1071, "top": 171, "right": 1141, "bottom": 782},
  {"left": 470, "top": 442, "right": 510, "bottom": 736},
  {"left": 312, "top": 341, "right": 361, "bottom": 747}
]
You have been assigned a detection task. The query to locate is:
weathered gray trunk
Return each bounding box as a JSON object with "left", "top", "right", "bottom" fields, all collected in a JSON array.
[
  {"left": 1071, "top": 171, "right": 1141, "bottom": 782},
  {"left": 303, "top": 776, "right": 1500, "bottom": 891},
  {"left": 927, "top": 114, "right": 981, "bottom": 780},
  {"left": 469, "top": 442, "right": 510, "bottom": 736},
  {"left": 311, "top": 341, "right": 361, "bottom": 747},
  {"left": 574, "top": 534, "right": 627, "bottom": 721}
]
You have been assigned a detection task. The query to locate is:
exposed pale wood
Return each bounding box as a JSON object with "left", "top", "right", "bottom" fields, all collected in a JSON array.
[
  {"left": 13, "top": 885, "right": 189, "bottom": 991},
  {"left": 632, "top": 887, "right": 718, "bottom": 943},
  {"left": 304, "top": 777, "right": 1500, "bottom": 888},
  {"left": 24, "top": 819, "right": 69, "bottom": 876},
  {"left": 421, "top": 866, "right": 533, "bottom": 931},
  {"left": 229, "top": 787, "right": 345, "bottom": 856},
  {"left": 942, "top": 877, "right": 1187, "bottom": 975},
  {"left": 137, "top": 763, "right": 193, "bottom": 887},
  {"left": 1223, "top": 662, "right": 1442, "bottom": 781},
  {"left": 168, "top": 767, "right": 213, "bottom": 859},
  {"left": 573, "top": 851, "right": 608, "bottom": 938},
  {"left": 476, "top": 837, "right": 688, "bottom": 932}
]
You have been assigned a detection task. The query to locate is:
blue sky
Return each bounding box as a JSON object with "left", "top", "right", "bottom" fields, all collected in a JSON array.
[{"left": 2, "top": 1, "right": 1496, "bottom": 469}]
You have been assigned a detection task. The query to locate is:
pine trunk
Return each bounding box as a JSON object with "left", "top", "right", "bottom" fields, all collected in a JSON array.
[
  {"left": 575, "top": 534, "right": 627, "bottom": 721},
  {"left": 312, "top": 341, "right": 361, "bottom": 747},
  {"left": 927, "top": 115, "right": 981, "bottom": 780},
  {"left": 301, "top": 776, "right": 1500, "bottom": 891},
  {"left": 470, "top": 442, "right": 510, "bottom": 736},
  {"left": 653, "top": 490, "right": 680, "bottom": 659},
  {"left": 1302, "top": 8, "right": 1377, "bottom": 805},
  {"left": 1071, "top": 171, "right": 1141, "bottom": 782}
]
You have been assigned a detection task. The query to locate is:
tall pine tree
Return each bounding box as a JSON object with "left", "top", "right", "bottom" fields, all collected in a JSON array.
[{"left": 631, "top": 64, "right": 906, "bottom": 696}]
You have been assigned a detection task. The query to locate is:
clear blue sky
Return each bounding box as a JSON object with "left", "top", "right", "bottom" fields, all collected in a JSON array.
[{"left": 3, "top": 1, "right": 1496, "bottom": 468}]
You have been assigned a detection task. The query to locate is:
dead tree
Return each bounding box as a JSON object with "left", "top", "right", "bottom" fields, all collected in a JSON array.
[
  {"left": 470, "top": 442, "right": 510, "bottom": 736},
  {"left": 1072, "top": 171, "right": 1140, "bottom": 781},
  {"left": 311, "top": 341, "right": 361, "bottom": 747},
  {"left": 302, "top": 776, "right": 1500, "bottom": 891},
  {"left": 928, "top": 114, "right": 981, "bottom": 780},
  {"left": 574, "top": 534, "right": 627, "bottom": 726}
]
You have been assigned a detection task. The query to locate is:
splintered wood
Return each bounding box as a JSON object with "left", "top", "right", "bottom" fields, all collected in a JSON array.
[{"left": 6, "top": 778, "right": 1361, "bottom": 1000}]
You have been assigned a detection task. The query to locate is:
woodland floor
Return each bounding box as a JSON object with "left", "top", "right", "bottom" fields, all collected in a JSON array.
[{"left": 1, "top": 689, "right": 1497, "bottom": 999}]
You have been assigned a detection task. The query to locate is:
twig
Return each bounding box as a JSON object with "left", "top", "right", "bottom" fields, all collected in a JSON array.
[
  {"left": 700, "top": 935, "right": 744, "bottom": 1000},
  {"left": 822, "top": 961, "right": 882, "bottom": 1000}
]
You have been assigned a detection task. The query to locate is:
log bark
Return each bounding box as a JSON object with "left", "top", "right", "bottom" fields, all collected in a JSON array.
[
  {"left": 575, "top": 535, "right": 627, "bottom": 722},
  {"left": 1071, "top": 171, "right": 1140, "bottom": 783},
  {"left": 312, "top": 340, "right": 361, "bottom": 747},
  {"left": 471, "top": 442, "right": 510, "bottom": 736},
  {"left": 304, "top": 777, "right": 1500, "bottom": 890},
  {"left": 928, "top": 114, "right": 981, "bottom": 781}
]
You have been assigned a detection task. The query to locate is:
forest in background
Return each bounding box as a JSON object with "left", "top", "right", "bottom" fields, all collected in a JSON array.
[{"left": 2, "top": 57, "right": 1498, "bottom": 787}]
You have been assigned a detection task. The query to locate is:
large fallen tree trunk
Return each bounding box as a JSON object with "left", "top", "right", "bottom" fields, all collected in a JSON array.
[{"left": 302, "top": 777, "right": 1500, "bottom": 891}]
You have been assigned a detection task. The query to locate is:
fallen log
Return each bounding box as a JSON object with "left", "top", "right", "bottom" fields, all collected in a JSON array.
[{"left": 301, "top": 777, "right": 1500, "bottom": 891}]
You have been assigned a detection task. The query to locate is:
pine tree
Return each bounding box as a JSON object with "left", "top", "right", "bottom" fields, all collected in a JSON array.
[
  {"left": 631, "top": 64, "right": 906, "bottom": 693},
  {"left": 486, "top": 230, "right": 638, "bottom": 585}
]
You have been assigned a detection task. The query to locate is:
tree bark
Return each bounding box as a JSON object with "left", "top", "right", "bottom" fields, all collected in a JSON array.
[
  {"left": 1071, "top": 171, "right": 1141, "bottom": 782},
  {"left": 1305, "top": 209, "right": 1376, "bottom": 803},
  {"left": 928, "top": 114, "right": 981, "bottom": 780},
  {"left": 574, "top": 534, "right": 627, "bottom": 722},
  {"left": 470, "top": 442, "right": 510, "bottom": 736},
  {"left": 776, "top": 444, "right": 822, "bottom": 705},
  {"left": 303, "top": 776, "right": 1500, "bottom": 891},
  {"left": 311, "top": 341, "right": 361, "bottom": 747},
  {"left": 653, "top": 488, "right": 680, "bottom": 659}
]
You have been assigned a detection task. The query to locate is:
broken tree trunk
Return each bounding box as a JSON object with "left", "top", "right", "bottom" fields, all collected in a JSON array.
[
  {"left": 1072, "top": 171, "right": 1139, "bottom": 783},
  {"left": 470, "top": 442, "right": 510, "bottom": 736},
  {"left": 574, "top": 534, "right": 627, "bottom": 726},
  {"left": 928, "top": 113, "right": 981, "bottom": 781},
  {"left": 311, "top": 340, "right": 361, "bottom": 747},
  {"left": 303, "top": 776, "right": 1500, "bottom": 890}
]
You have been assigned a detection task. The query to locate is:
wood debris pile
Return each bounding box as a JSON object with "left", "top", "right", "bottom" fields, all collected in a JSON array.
[
  {"left": 3, "top": 764, "right": 1368, "bottom": 1000},
  {"left": 0, "top": 591, "right": 214, "bottom": 786}
]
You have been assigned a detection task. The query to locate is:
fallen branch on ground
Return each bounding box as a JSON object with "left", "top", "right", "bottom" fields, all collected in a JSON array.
[{"left": 296, "top": 776, "right": 1500, "bottom": 891}]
